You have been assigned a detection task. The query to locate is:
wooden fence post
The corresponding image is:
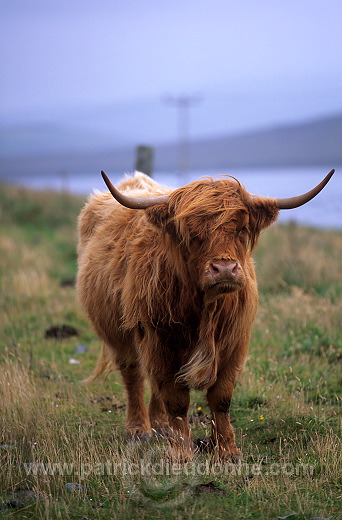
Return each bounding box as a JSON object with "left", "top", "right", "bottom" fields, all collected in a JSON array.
[{"left": 135, "top": 145, "right": 154, "bottom": 177}]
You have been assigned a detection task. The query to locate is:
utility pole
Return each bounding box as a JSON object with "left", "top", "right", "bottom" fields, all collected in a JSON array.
[{"left": 163, "top": 94, "right": 202, "bottom": 173}]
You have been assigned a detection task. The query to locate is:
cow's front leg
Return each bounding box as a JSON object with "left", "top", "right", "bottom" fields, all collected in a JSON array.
[
  {"left": 206, "top": 374, "right": 241, "bottom": 462},
  {"left": 157, "top": 380, "right": 192, "bottom": 461}
]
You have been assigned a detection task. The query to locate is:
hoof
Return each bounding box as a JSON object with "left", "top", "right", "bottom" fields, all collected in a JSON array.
[
  {"left": 213, "top": 447, "right": 242, "bottom": 463},
  {"left": 229, "top": 455, "right": 242, "bottom": 464},
  {"left": 166, "top": 445, "right": 194, "bottom": 463},
  {"left": 152, "top": 428, "right": 170, "bottom": 438},
  {"left": 194, "top": 437, "right": 242, "bottom": 462},
  {"left": 194, "top": 437, "right": 213, "bottom": 452},
  {"left": 127, "top": 432, "right": 151, "bottom": 443}
]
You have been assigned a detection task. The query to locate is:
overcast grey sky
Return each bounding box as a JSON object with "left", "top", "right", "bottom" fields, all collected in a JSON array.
[{"left": 1, "top": 0, "right": 342, "bottom": 148}]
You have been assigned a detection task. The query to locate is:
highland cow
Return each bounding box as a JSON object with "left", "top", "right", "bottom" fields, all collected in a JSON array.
[{"left": 77, "top": 169, "right": 334, "bottom": 460}]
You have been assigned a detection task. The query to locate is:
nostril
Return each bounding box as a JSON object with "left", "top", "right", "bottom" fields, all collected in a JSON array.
[
  {"left": 231, "top": 262, "right": 239, "bottom": 275},
  {"left": 209, "top": 263, "right": 221, "bottom": 275}
]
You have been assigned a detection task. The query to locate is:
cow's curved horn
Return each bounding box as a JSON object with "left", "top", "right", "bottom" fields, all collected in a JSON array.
[
  {"left": 101, "top": 171, "right": 170, "bottom": 209},
  {"left": 276, "top": 169, "right": 335, "bottom": 209}
]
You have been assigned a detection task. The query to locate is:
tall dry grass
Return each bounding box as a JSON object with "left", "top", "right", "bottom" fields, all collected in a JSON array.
[{"left": 0, "top": 183, "right": 341, "bottom": 519}]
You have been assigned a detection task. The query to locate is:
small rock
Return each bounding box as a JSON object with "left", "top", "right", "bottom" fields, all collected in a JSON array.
[
  {"left": 194, "top": 481, "right": 225, "bottom": 494},
  {"left": 1, "top": 489, "right": 46, "bottom": 509},
  {"left": 310, "top": 517, "right": 330, "bottom": 520},
  {"left": 45, "top": 324, "right": 79, "bottom": 340},
  {"left": 8, "top": 489, "right": 45, "bottom": 501},
  {"left": 65, "top": 483, "right": 86, "bottom": 493},
  {"left": 74, "top": 344, "right": 88, "bottom": 355},
  {"left": 69, "top": 358, "right": 80, "bottom": 365},
  {"left": 1, "top": 499, "right": 25, "bottom": 509}
]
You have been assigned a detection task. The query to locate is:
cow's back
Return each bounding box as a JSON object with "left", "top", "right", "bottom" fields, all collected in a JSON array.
[
  {"left": 77, "top": 172, "right": 172, "bottom": 347},
  {"left": 78, "top": 172, "right": 171, "bottom": 255}
]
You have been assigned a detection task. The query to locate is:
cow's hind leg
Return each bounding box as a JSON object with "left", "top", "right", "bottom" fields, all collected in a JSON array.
[
  {"left": 148, "top": 381, "right": 170, "bottom": 436},
  {"left": 119, "top": 362, "right": 151, "bottom": 440}
]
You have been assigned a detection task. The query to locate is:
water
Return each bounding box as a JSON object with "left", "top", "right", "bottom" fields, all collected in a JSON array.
[{"left": 2, "top": 166, "right": 341, "bottom": 229}]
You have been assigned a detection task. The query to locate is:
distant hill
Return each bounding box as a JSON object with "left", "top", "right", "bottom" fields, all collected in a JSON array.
[
  {"left": 154, "top": 113, "right": 342, "bottom": 170},
  {"left": 1, "top": 113, "right": 341, "bottom": 178}
]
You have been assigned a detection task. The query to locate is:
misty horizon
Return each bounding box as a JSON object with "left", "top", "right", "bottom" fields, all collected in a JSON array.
[{"left": 2, "top": 1, "right": 342, "bottom": 161}]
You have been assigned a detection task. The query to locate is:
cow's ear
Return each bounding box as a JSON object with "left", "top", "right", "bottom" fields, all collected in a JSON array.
[
  {"left": 249, "top": 197, "right": 279, "bottom": 234},
  {"left": 145, "top": 204, "right": 171, "bottom": 228}
]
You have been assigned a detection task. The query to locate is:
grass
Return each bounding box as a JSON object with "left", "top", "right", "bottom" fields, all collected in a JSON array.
[{"left": 0, "top": 182, "right": 341, "bottom": 519}]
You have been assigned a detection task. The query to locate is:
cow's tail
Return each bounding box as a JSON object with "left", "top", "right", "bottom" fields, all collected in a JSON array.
[{"left": 83, "top": 342, "right": 115, "bottom": 384}]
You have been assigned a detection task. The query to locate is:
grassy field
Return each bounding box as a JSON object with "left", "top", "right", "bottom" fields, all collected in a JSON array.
[{"left": 0, "top": 182, "right": 341, "bottom": 520}]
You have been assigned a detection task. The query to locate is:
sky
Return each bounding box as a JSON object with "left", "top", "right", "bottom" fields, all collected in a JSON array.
[{"left": 1, "top": 0, "right": 342, "bottom": 153}]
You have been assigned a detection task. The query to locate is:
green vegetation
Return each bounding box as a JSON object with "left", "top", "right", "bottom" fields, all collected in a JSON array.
[{"left": 0, "top": 182, "right": 341, "bottom": 519}]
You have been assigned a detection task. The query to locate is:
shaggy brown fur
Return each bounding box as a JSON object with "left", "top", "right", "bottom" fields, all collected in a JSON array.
[{"left": 77, "top": 172, "right": 279, "bottom": 460}]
